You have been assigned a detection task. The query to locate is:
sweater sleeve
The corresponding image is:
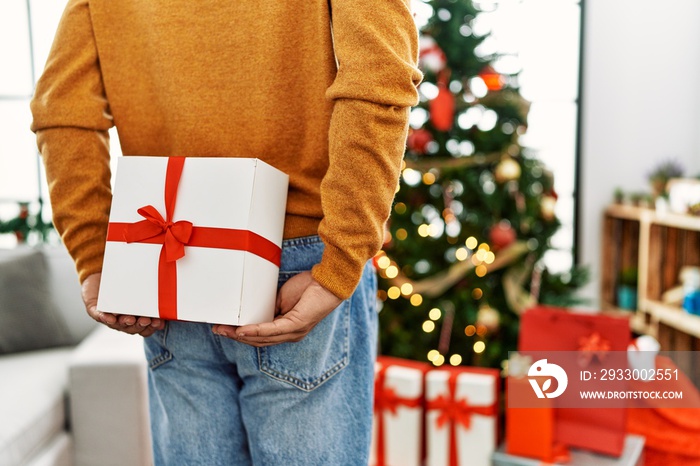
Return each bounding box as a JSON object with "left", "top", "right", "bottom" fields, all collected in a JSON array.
[
  {"left": 30, "top": 0, "right": 114, "bottom": 283},
  {"left": 311, "top": 0, "right": 422, "bottom": 299}
]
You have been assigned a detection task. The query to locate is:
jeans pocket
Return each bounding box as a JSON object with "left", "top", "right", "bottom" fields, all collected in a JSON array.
[
  {"left": 143, "top": 321, "right": 173, "bottom": 370},
  {"left": 257, "top": 298, "right": 351, "bottom": 392}
]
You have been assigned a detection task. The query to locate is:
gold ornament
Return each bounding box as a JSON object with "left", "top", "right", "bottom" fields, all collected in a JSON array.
[
  {"left": 476, "top": 305, "right": 500, "bottom": 332},
  {"left": 494, "top": 156, "right": 521, "bottom": 183},
  {"left": 540, "top": 195, "right": 557, "bottom": 221}
]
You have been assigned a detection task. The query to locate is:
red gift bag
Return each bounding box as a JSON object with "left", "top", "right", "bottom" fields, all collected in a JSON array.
[
  {"left": 505, "top": 378, "right": 553, "bottom": 457},
  {"left": 518, "top": 306, "right": 631, "bottom": 457}
]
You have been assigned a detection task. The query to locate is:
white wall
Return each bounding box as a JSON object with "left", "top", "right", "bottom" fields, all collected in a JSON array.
[{"left": 579, "top": 0, "right": 700, "bottom": 306}]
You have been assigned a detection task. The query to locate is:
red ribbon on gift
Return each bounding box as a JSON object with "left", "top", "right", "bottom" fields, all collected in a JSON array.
[
  {"left": 373, "top": 364, "right": 423, "bottom": 466},
  {"left": 106, "top": 157, "right": 282, "bottom": 320},
  {"left": 426, "top": 372, "right": 497, "bottom": 466}
]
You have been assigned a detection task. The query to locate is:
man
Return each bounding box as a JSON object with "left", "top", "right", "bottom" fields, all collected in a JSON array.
[{"left": 31, "top": 0, "right": 421, "bottom": 464}]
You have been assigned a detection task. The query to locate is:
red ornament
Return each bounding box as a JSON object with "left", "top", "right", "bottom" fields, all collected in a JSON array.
[
  {"left": 430, "top": 72, "right": 455, "bottom": 132},
  {"left": 489, "top": 221, "right": 517, "bottom": 250},
  {"left": 479, "top": 65, "right": 504, "bottom": 92},
  {"left": 18, "top": 203, "right": 29, "bottom": 219},
  {"left": 407, "top": 128, "right": 433, "bottom": 154}
]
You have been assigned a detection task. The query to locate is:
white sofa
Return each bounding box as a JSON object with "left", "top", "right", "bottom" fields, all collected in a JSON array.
[{"left": 0, "top": 246, "right": 153, "bottom": 466}]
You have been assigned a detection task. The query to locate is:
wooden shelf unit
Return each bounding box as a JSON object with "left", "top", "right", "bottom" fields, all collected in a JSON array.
[{"left": 601, "top": 205, "right": 700, "bottom": 352}]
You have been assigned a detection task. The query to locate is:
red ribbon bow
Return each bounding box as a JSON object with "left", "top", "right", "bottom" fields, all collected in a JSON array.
[
  {"left": 124, "top": 205, "right": 193, "bottom": 262},
  {"left": 106, "top": 157, "right": 282, "bottom": 320},
  {"left": 578, "top": 332, "right": 611, "bottom": 367},
  {"left": 373, "top": 365, "right": 422, "bottom": 466},
  {"left": 426, "top": 372, "right": 496, "bottom": 466}
]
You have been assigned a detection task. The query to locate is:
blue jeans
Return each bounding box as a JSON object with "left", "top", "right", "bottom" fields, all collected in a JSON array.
[{"left": 144, "top": 235, "right": 378, "bottom": 465}]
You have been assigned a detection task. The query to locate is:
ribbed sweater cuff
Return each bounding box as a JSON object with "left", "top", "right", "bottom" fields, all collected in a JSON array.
[
  {"left": 75, "top": 248, "right": 105, "bottom": 284},
  {"left": 311, "top": 243, "right": 364, "bottom": 301}
]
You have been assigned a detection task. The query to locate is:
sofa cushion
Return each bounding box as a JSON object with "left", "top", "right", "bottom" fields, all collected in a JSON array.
[
  {"left": 0, "top": 348, "right": 72, "bottom": 466},
  {"left": 0, "top": 248, "right": 73, "bottom": 354},
  {"left": 42, "top": 246, "right": 98, "bottom": 344}
]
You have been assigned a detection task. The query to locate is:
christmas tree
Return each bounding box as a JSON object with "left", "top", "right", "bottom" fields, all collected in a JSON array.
[
  {"left": 377, "top": 0, "right": 587, "bottom": 368},
  {"left": 0, "top": 202, "right": 53, "bottom": 244}
]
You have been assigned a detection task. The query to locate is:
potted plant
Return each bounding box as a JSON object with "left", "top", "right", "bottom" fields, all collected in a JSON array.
[
  {"left": 617, "top": 267, "right": 638, "bottom": 310},
  {"left": 629, "top": 192, "right": 644, "bottom": 207},
  {"left": 647, "top": 159, "right": 684, "bottom": 199},
  {"left": 613, "top": 187, "right": 624, "bottom": 204}
]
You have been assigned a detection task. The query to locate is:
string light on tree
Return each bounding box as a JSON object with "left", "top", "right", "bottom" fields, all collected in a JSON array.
[
  {"left": 455, "top": 247, "right": 469, "bottom": 261},
  {"left": 376, "top": 255, "right": 391, "bottom": 270},
  {"left": 410, "top": 294, "right": 423, "bottom": 306},
  {"left": 427, "top": 350, "right": 440, "bottom": 362},
  {"left": 385, "top": 264, "right": 399, "bottom": 279},
  {"left": 387, "top": 286, "right": 401, "bottom": 300}
]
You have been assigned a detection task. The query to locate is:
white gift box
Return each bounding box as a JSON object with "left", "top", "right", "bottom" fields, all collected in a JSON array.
[
  {"left": 425, "top": 367, "right": 499, "bottom": 466},
  {"left": 97, "top": 156, "right": 288, "bottom": 325},
  {"left": 370, "top": 357, "right": 428, "bottom": 466}
]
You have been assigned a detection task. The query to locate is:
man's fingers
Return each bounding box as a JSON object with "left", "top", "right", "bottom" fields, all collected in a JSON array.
[
  {"left": 138, "top": 326, "right": 161, "bottom": 337},
  {"left": 102, "top": 321, "right": 161, "bottom": 336},
  {"left": 236, "top": 314, "right": 306, "bottom": 338},
  {"left": 212, "top": 314, "right": 309, "bottom": 345},
  {"left": 92, "top": 310, "right": 117, "bottom": 325},
  {"left": 86, "top": 308, "right": 164, "bottom": 335},
  {"left": 234, "top": 329, "right": 308, "bottom": 346},
  {"left": 118, "top": 315, "right": 132, "bottom": 326}
]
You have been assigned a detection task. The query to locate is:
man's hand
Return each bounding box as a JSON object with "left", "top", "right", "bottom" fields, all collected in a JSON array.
[
  {"left": 82, "top": 273, "right": 164, "bottom": 337},
  {"left": 212, "top": 271, "right": 342, "bottom": 347}
]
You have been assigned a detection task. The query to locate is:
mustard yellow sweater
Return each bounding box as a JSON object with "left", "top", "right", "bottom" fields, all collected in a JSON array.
[{"left": 30, "top": 0, "right": 421, "bottom": 299}]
